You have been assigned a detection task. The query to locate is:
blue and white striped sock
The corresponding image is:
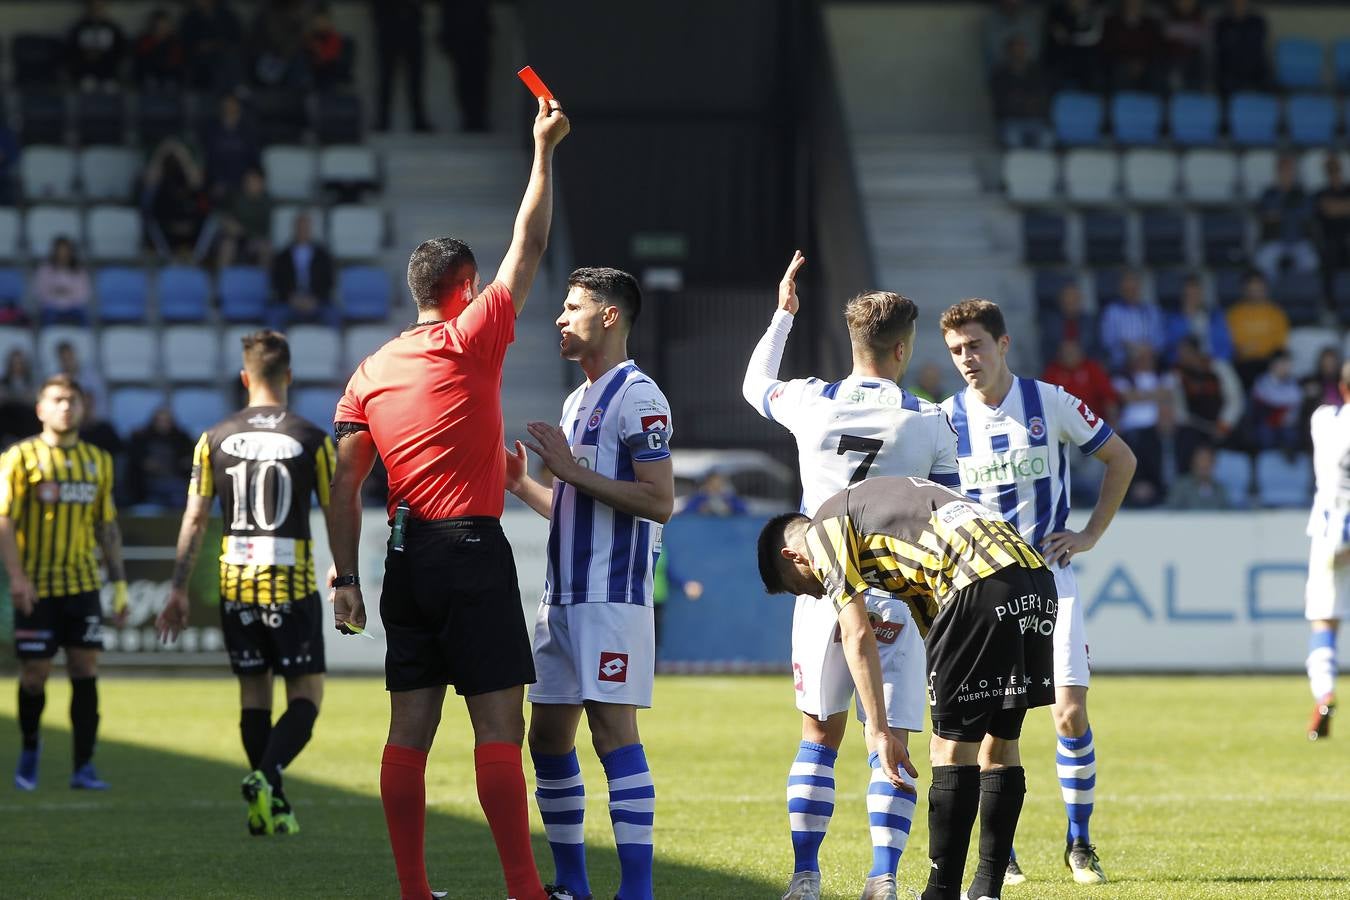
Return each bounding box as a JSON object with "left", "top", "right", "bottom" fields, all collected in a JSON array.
[
  {"left": 1057, "top": 728, "right": 1096, "bottom": 845},
  {"left": 1308, "top": 628, "right": 1338, "bottom": 700},
  {"left": 532, "top": 750, "right": 591, "bottom": 897},
  {"left": 866, "top": 750, "right": 916, "bottom": 877},
  {"left": 787, "top": 740, "right": 837, "bottom": 874},
  {"left": 602, "top": 743, "right": 655, "bottom": 900}
]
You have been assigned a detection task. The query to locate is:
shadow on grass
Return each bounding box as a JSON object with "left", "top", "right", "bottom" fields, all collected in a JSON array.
[{"left": 0, "top": 714, "right": 780, "bottom": 899}]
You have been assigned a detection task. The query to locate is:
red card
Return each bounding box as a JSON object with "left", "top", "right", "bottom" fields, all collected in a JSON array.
[{"left": 516, "top": 66, "right": 555, "bottom": 101}]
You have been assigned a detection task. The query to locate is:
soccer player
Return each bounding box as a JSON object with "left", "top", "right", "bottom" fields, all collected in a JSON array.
[
  {"left": 1303, "top": 361, "right": 1350, "bottom": 740},
  {"left": 328, "top": 96, "right": 567, "bottom": 900},
  {"left": 741, "top": 252, "right": 959, "bottom": 900},
  {"left": 505, "top": 267, "right": 675, "bottom": 900},
  {"left": 758, "top": 475, "right": 1053, "bottom": 900},
  {"left": 2, "top": 374, "right": 126, "bottom": 791},
  {"left": 939, "top": 299, "right": 1136, "bottom": 885},
  {"left": 155, "top": 331, "right": 335, "bottom": 835}
]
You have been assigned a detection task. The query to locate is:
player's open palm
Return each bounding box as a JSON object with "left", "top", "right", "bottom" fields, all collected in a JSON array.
[
  {"left": 504, "top": 440, "right": 528, "bottom": 491},
  {"left": 156, "top": 587, "right": 190, "bottom": 643},
  {"left": 872, "top": 730, "right": 918, "bottom": 792},
  {"left": 778, "top": 250, "right": 806, "bottom": 315},
  {"left": 1042, "top": 528, "right": 1097, "bottom": 568},
  {"left": 533, "top": 97, "right": 569, "bottom": 149}
]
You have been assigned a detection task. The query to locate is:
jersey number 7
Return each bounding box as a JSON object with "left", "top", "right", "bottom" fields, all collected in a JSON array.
[{"left": 837, "top": 434, "right": 884, "bottom": 485}]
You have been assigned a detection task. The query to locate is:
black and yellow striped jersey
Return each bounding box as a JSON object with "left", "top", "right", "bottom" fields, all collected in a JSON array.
[
  {"left": 805, "top": 475, "right": 1046, "bottom": 638},
  {"left": 190, "top": 405, "right": 335, "bottom": 605},
  {"left": 0, "top": 436, "right": 116, "bottom": 598}
]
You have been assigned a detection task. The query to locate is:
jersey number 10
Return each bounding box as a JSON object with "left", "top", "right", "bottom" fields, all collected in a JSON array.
[{"left": 225, "top": 459, "right": 294, "bottom": 532}]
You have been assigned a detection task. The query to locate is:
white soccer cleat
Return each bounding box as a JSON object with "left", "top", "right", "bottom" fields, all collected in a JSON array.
[
  {"left": 1065, "top": 839, "right": 1108, "bottom": 884},
  {"left": 783, "top": 870, "right": 822, "bottom": 900},
  {"left": 859, "top": 872, "right": 899, "bottom": 899},
  {"left": 1004, "top": 856, "right": 1027, "bottom": 885}
]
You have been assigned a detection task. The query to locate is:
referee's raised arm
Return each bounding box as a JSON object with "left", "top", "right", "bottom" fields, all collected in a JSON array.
[{"left": 497, "top": 96, "right": 570, "bottom": 316}]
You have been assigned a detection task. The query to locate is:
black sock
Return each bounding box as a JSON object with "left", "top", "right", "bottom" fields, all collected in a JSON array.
[
  {"left": 259, "top": 699, "right": 318, "bottom": 794},
  {"left": 968, "top": 767, "right": 1027, "bottom": 900},
  {"left": 922, "top": 765, "right": 982, "bottom": 900},
  {"left": 18, "top": 685, "right": 45, "bottom": 751},
  {"left": 69, "top": 677, "right": 99, "bottom": 769},
  {"left": 239, "top": 708, "right": 273, "bottom": 771}
]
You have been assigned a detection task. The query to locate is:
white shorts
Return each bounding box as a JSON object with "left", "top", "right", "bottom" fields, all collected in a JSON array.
[
  {"left": 528, "top": 602, "right": 655, "bottom": 708},
  {"left": 1052, "top": 564, "right": 1090, "bottom": 688},
  {"left": 790, "top": 591, "right": 926, "bottom": 732},
  {"left": 1306, "top": 536, "right": 1350, "bottom": 621}
]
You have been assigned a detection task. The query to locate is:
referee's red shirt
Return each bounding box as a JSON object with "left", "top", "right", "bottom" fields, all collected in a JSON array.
[{"left": 335, "top": 281, "right": 514, "bottom": 519}]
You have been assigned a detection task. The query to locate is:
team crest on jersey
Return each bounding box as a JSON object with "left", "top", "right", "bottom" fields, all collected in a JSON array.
[
  {"left": 598, "top": 651, "right": 629, "bottom": 683},
  {"left": 1076, "top": 401, "right": 1099, "bottom": 426},
  {"left": 1027, "top": 416, "right": 1046, "bottom": 440},
  {"left": 587, "top": 408, "right": 604, "bottom": 431},
  {"left": 247, "top": 411, "right": 286, "bottom": 429}
]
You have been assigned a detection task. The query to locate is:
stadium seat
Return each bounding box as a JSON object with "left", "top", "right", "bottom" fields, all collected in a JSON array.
[
  {"left": 25, "top": 206, "right": 82, "bottom": 256},
  {"left": 329, "top": 205, "right": 384, "bottom": 259},
  {"left": 1022, "top": 210, "right": 1068, "bottom": 265},
  {"left": 171, "top": 387, "right": 229, "bottom": 437},
  {"left": 10, "top": 34, "right": 64, "bottom": 87},
  {"left": 1272, "top": 271, "right": 1325, "bottom": 326},
  {"left": 1275, "top": 38, "right": 1325, "bottom": 90},
  {"left": 1111, "top": 92, "right": 1163, "bottom": 145},
  {"left": 109, "top": 387, "right": 166, "bottom": 437},
  {"left": 1033, "top": 269, "right": 1079, "bottom": 310},
  {"left": 1003, "top": 149, "right": 1058, "bottom": 203},
  {"left": 338, "top": 266, "right": 392, "bottom": 321},
  {"left": 218, "top": 325, "right": 258, "bottom": 376},
  {"left": 1228, "top": 93, "right": 1280, "bottom": 146},
  {"left": 252, "top": 90, "right": 308, "bottom": 145},
  {"left": 1122, "top": 149, "right": 1177, "bottom": 203},
  {"left": 1200, "top": 211, "right": 1248, "bottom": 267},
  {"left": 1239, "top": 149, "right": 1278, "bottom": 199},
  {"left": 19, "top": 91, "right": 66, "bottom": 145},
  {"left": 1212, "top": 449, "right": 1253, "bottom": 508},
  {"left": 158, "top": 265, "right": 212, "bottom": 323},
  {"left": 86, "top": 206, "right": 142, "bottom": 261},
  {"left": 1287, "top": 326, "right": 1339, "bottom": 376},
  {"left": 0, "top": 267, "right": 26, "bottom": 306},
  {"left": 1169, "top": 93, "right": 1220, "bottom": 146},
  {"left": 1212, "top": 268, "right": 1246, "bottom": 308},
  {"left": 319, "top": 145, "right": 379, "bottom": 196},
  {"left": 1141, "top": 210, "right": 1188, "bottom": 266},
  {"left": 1286, "top": 94, "right": 1337, "bottom": 147},
  {"left": 137, "top": 91, "right": 186, "bottom": 145},
  {"left": 1063, "top": 150, "right": 1117, "bottom": 203},
  {"left": 0, "top": 210, "right": 21, "bottom": 260},
  {"left": 19, "top": 146, "right": 77, "bottom": 201},
  {"left": 262, "top": 146, "right": 318, "bottom": 202},
  {"left": 314, "top": 93, "right": 363, "bottom": 145},
  {"left": 101, "top": 326, "right": 158, "bottom": 382},
  {"left": 286, "top": 325, "right": 341, "bottom": 381},
  {"left": 79, "top": 147, "right": 140, "bottom": 201},
  {"left": 161, "top": 325, "right": 220, "bottom": 383},
  {"left": 1256, "top": 451, "right": 1312, "bottom": 507},
  {"left": 1082, "top": 211, "right": 1127, "bottom": 266},
  {"left": 37, "top": 326, "right": 94, "bottom": 377},
  {"left": 219, "top": 266, "right": 269, "bottom": 322},
  {"left": 1092, "top": 268, "right": 1132, "bottom": 308},
  {"left": 292, "top": 387, "right": 341, "bottom": 431},
  {"left": 1152, "top": 268, "right": 1188, "bottom": 311},
  {"left": 1181, "top": 150, "right": 1239, "bottom": 203},
  {"left": 270, "top": 206, "right": 328, "bottom": 248},
  {"left": 1336, "top": 39, "right": 1350, "bottom": 89},
  {"left": 94, "top": 268, "right": 149, "bottom": 323},
  {"left": 0, "top": 320, "right": 35, "bottom": 367},
  {"left": 75, "top": 92, "right": 126, "bottom": 146},
  {"left": 1052, "top": 92, "right": 1104, "bottom": 145},
  {"left": 1299, "top": 150, "right": 1350, "bottom": 191},
  {"left": 343, "top": 323, "right": 395, "bottom": 369}
]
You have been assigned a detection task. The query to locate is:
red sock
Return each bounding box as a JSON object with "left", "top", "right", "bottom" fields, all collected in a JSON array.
[
  {"left": 381, "top": 744, "right": 432, "bottom": 900},
  {"left": 475, "top": 742, "right": 546, "bottom": 900}
]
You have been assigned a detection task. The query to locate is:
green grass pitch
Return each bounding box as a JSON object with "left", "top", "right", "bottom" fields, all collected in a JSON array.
[{"left": 0, "top": 675, "right": 1347, "bottom": 898}]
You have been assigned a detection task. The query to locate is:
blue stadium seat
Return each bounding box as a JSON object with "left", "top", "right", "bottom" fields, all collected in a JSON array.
[
  {"left": 1228, "top": 93, "right": 1280, "bottom": 146},
  {"left": 338, "top": 266, "right": 392, "bottom": 321},
  {"left": 0, "top": 267, "right": 25, "bottom": 306},
  {"left": 1022, "top": 210, "right": 1068, "bottom": 265},
  {"left": 170, "top": 388, "right": 228, "bottom": 437},
  {"left": 218, "top": 266, "right": 268, "bottom": 322},
  {"left": 1153, "top": 269, "right": 1189, "bottom": 311},
  {"left": 1256, "top": 450, "right": 1312, "bottom": 507},
  {"left": 1275, "top": 38, "right": 1325, "bottom": 90},
  {"left": 1213, "top": 449, "right": 1252, "bottom": 508},
  {"left": 1169, "top": 93, "right": 1220, "bottom": 146},
  {"left": 95, "top": 268, "right": 148, "bottom": 323},
  {"left": 158, "top": 265, "right": 210, "bottom": 322},
  {"left": 110, "top": 387, "right": 165, "bottom": 438},
  {"left": 1212, "top": 268, "right": 1246, "bottom": 308},
  {"left": 1082, "top": 211, "right": 1127, "bottom": 266},
  {"left": 293, "top": 387, "right": 340, "bottom": 431},
  {"left": 1052, "top": 92, "right": 1104, "bottom": 146},
  {"left": 1287, "top": 94, "right": 1337, "bottom": 147},
  {"left": 1273, "top": 270, "right": 1325, "bottom": 326},
  {"left": 1034, "top": 269, "right": 1077, "bottom": 310},
  {"left": 1200, "top": 211, "right": 1248, "bottom": 266},
  {"left": 1111, "top": 92, "right": 1163, "bottom": 145},
  {"left": 1142, "top": 210, "right": 1188, "bottom": 266},
  {"left": 1336, "top": 39, "right": 1350, "bottom": 89}
]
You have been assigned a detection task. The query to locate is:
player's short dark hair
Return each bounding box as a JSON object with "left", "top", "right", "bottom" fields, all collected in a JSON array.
[
  {"left": 845, "top": 291, "right": 918, "bottom": 359},
  {"left": 407, "top": 237, "right": 477, "bottom": 310},
  {"left": 38, "top": 373, "right": 84, "bottom": 399},
  {"left": 939, "top": 298, "right": 1007, "bottom": 340},
  {"left": 568, "top": 267, "right": 642, "bottom": 327},
  {"left": 241, "top": 329, "right": 290, "bottom": 383},
  {"left": 758, "top": 512, "right": 809, "bottom": 595}
]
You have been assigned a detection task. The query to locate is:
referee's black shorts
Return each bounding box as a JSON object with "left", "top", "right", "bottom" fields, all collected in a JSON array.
[{"left": 379, "top": 515, "right": 536, "bottom": 695}]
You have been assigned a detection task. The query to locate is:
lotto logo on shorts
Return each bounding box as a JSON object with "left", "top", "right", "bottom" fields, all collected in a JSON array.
[
  {"left": 792, "top": 663, "right": 804, "bottom": 693},
  {"left": 598, "top": 651, "right": 629, "bottom": 683}
]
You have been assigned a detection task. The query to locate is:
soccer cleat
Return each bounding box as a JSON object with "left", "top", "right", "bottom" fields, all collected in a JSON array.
[
  {"left": 860, "top": 872, "right": 899, "bottom": 900},
  {"left": 1004, "top": 856, "right": 1027, "bottom": 885},
  {"left": 782, "top": 870, "right": 822, "bottom": 900},
  {"left": 431, "top": 893, "right": 448, "bottom": 898},
  {"left": 69, "top": 762, "right": 109, "bottom": 790},
  {"left": 1064, "top": 838, "right": 1107, "bottom": 884},
  {"left": 14, "top": 746, "right": 39, "bottom": 791},
  {"left": 544, "top": 886, "right": 584, "bottom": 900},
  {"left": 271, "top": 795, "right": 300, "bottom": 835},
  {"left": 241, "top": 770, "right": 275, "bottom": 835},
  {"left": 1308, "top": 694, "right": 1335, "bottom": 741}
]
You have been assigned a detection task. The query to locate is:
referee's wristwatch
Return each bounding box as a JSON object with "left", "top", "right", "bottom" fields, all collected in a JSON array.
[{"left": 332, "top": 574, "right": 360, "bottom": 588}]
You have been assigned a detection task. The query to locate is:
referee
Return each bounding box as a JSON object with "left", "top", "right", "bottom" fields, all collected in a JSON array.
[
  {"left": 328, "top": 96, "right": 568, "bottom": 900},
  {"left": 758, "top": 475, "right": 1057, "bottom": 900},
  {"left": 1, "top": 374, "right": 127, "bottom": 792}
]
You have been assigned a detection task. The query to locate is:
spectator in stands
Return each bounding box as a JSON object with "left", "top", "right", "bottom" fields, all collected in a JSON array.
[
  {"left": 1226, "top": 271, "right": 1290, "bottom": 387},
  {"left": 77, "top": 393, "right": 123, "bottom": 461},
  {"left": 983, "top": 0, "right": 1042, "bottom": 71},
  {"left": 1213, "top": 0, "right": 1269, "bottom": 94},
  {"left": 55, "top": 342, "right": 106, "bottom": 418},
  {"left": 1255, "top": 154, "right": 1319, "bottom": 283},
  {"left": 0, "top": 349, "right": 40, "bottom": 446},
  {"left": 133, "top": 8, "right": 184, "bottom": 90},
  {"left": 1040, "top": 280, "right": 1099, "bottom": 367},
  {"left": 249, "top": 0, "right": 310, "bottom": 89},
  {"left": 268, "top": 211, "right": 336, "bottom": 328},
  {"left": 1101, "top": 0, "right": 1167, "bottom": 93},
  {"left": 1113, "top": 343, "right": 1173, "bottom": 506},
  {"left": 1171, "top": 336, "right": 1244, "bottom": 473},
  {"left": 1165, "top": 443, "right": 1233, "bottom": 510},
  {"left": 306, "top": 5, "right": 348, "bottom": 90},
  {"left": 1163, "top": 0, "right": 1210, "bottom": 90},
  {"left": 1164, "top": 275, "right": 1234, "bottom": 364},
  {"left": 1250, "top": 350, "right": 1303, "bottom": 454},
  {"left": 67, "top": 0, "right": 127, "bottom": 91},
  {"left": 1315, "top": 153, "right": 1350, "bottom": 292},
  {"left": 1100, "top": 269, "right": 1165, "bottom": 372},
  {"left": 126, "top": 406, "right": 194, "bottom": 507},
  {"left": 991, "top": 35, "right": 1053, "bottom": 148},
  {"left": 142, "top": 137, "right": 213, "bottom": 263},
  {"left": 180, "top": 0, "right": 245, "bottom": 92},
  {"left": 1043, "top": 336, "right": 1120, "bottom": 425},
  {"left": 908, "top": 360, "right": 947, "bottom": 404},
  {"left": 372, "top": 0, "right": 432, "bottom": 132},
  {"left": 35, "top": 237, "right": 93, "bottom": 326},
  {"left": 0, "top": 120, "right": 19, "bottom": 206},
  {"left": 1299, "top": 346, "right": 1342, "bottom": 451},
  {"left": 215, "top": 166, "right": 272, "bottom": 269},
  {"left": 681, "top": 471, "right": 749, "bottom": 517},
  {"left": 203, "top": 94, "right": 261, "bottom": 199},
  {"left": 1043, "top": 0, "right": 1104, "bottom": 90},
  {"left": 438, "top": 0, "right": 492, "bottom": 133}
]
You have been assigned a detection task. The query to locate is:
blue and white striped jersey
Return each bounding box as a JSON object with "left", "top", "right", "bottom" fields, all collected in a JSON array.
[
  {"left": 941, "top": 377, "right": 1113, "bottom": 553},
  {"left": 1308, "top": 404, "right": 1350, "bottom": 546},
  {"left": 544, "top": 360, "right": 672, "bottom": 606}
]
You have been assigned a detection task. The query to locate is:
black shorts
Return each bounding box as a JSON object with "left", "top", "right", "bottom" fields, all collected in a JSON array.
[
  {"left": 14, "top": 590, "right": 104, "bottom": 659},
  {"left": 925, "top": 565, "right": 1057, "bottom": 735},
  {"left": 221, "top": 593, "right": 327, "bottom": 678},
  {"left": 379, "top": 516, "right": 535, "bottom": 695}
]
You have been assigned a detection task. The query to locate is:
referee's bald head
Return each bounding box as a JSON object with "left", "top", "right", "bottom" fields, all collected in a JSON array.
[{"left": 408, "top": 238, "right": 477, "bottom": 311}]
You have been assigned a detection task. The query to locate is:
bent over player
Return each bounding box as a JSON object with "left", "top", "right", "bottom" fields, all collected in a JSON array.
[{"left": 157, "top": 330, "right": 336, "bottom": 835}]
